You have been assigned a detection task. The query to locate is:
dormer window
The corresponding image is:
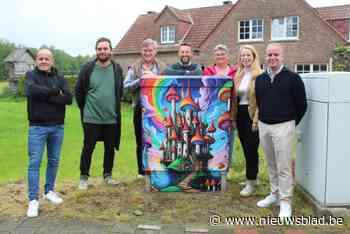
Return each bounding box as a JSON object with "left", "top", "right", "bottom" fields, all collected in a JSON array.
[{"left": 160, "top": 25, "right": 176, "bottom": 44}]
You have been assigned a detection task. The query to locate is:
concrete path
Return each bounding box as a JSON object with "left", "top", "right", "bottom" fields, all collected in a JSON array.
[{"left": 0, "top": 216, "right": 345, "bottom": 234}]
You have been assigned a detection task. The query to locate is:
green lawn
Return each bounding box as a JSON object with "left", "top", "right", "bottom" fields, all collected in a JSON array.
[
  {"left": 0, "top": 81, "right": 137, "bottom": 183},
  {"left": 0, "top": 81, "right": 267, "bottom": 185}
]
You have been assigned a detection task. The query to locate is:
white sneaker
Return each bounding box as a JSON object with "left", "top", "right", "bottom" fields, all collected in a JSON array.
[
  {"left": 44, "top": 191, "right": 63, "bottom": 204},
  {"left": 27, "top": 200, "right": 39, "bottom": 217},
  {"left": 279, "top": 200, "right": 292, "bottom": 218},
  {"left": 257, "top": 193, "right": 279, "bottom": 208},
  {"left": 137, "top": 174, "right": 145, "bottom": 179},
  {"left": 104, "top": 176, "right": 120, "bottom": 186},
  {"left": 240, "top": 180, "right": 256, "bottom": 197},
  {"left": 79, "top": 179, "right": 88, "bottom": 190}
]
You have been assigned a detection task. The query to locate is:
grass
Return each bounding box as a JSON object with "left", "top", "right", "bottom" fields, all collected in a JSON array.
[
  {"left": 0, "top": 80, "right": 262, "bottom": 184},
  {"left": 0, "top": 97, "right": 137, "bottom": 184},
  {"left": 0, "top": 81, "right": 349, "bottom": 231}
]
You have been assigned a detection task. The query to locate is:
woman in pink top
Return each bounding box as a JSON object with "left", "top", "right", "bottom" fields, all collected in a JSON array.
[
  {"left": 203, "top": 44, "right": 237, "bottom": 171},
  {"left": 203, "top": 44, "right": 237, "bottom": 118}
]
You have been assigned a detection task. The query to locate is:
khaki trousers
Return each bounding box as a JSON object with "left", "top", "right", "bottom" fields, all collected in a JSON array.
[{"left": 258, "top": 120, "right": 295, "bottom": 201}]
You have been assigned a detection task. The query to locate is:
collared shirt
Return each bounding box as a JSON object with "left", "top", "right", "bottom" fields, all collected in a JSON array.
[
  {"left": 267, "top": 65, "right": 284, "bottom": 83},
  {"left": 255, "top": 67, "right": 307, "bottom": 125},
  {"left": 124, "top": 64, "right": 160, "bottom": 90}
]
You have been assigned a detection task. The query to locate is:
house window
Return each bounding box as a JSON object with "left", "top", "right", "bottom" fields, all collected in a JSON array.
[
  {"left": 239, "top": 19, "right": 263, "bottom": 41},
  {"left": 160, "top": 25, "right": 175, "bottom": 44},
  {"left": 271, "top": 16, "right": 299, "bottom": 40},
  {"left": 295, "top": 64, "right": 328, "bottom": 74}
]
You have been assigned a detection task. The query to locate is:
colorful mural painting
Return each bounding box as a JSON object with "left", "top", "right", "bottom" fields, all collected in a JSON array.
[{"left": 140, "top": 75, "right": 234, "bottom": 192}]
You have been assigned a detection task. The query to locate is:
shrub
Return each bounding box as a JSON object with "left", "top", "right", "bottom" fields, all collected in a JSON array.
[
  {"left": 333, "top": 44, "right": 350, "bottom": 71},
  {"left": 16, "top": 74, "right": 133, "bottom": 104},
  {"left": 17, "top": 74, "right": 77, "bottom": 97},
  {"left": 64, "top": 75, "right": 77, "bottom": 94},
  {"left": 17, "top": 75, "right": 26, "bottom": 96}
]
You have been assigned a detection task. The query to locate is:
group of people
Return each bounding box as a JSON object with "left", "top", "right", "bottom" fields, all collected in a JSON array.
[{"left": 24, "top": 37, "right": 307, "bottom": 219}]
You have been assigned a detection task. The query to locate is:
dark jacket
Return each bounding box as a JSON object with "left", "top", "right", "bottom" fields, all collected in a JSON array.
[
  {"left": 163, "top": 61, "right": 203, "bottom": 75},
  {"left": 25, "top": 67, "right": 73, "bottom": 126},
  {"left": 255, "top": 67, "right": 307, "bottom": 125},
  {"left": 75, "top": 60, "right": 123, "bottom": 150}
]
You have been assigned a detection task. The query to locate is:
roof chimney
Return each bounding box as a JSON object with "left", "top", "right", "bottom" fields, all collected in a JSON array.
[{"left": 223, "top": 1, "right": 232, "bottom": 5}]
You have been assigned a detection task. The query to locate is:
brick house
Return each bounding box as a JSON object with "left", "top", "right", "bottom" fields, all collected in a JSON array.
[{"left": 113, "top": 0, "right": 349, "bottom": 74}]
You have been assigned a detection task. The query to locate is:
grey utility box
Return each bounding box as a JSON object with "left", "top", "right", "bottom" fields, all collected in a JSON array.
[{"left": 296, "top": 72, "right": 350, "bottom": 207}]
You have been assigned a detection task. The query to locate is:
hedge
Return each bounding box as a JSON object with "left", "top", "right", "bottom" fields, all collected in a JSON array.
[
  {"left": 16, "top": 74, "right": 132, "bottom": 102},
  {"left": 17, "top": 75, "right": 77, "bottom": 97}
]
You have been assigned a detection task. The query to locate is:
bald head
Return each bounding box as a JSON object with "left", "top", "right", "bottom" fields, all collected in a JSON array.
[
  {"left": 36, "top": 48, "right": 54, "bottom": 72},
  {"left": 266, "top": 43, "right": 284, "bottom": 72},
  {"left": 37, "top": 48, "right": 53, "bottom": 58}
]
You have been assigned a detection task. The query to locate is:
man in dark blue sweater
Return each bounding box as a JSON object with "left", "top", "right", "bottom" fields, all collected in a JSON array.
[
  {"left": 25, "top": 48, "right": 73, "bottom": 217},
  {"left": 254, "top": 43, "right": 307, "bottom": 218}
]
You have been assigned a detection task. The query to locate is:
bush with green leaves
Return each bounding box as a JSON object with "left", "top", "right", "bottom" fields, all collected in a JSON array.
[
  {"left": 17, "top": 74, "right": 77, "bottom": 97},
  {"left": 333, "top": 44, "right": 350, "bottom": 71}
]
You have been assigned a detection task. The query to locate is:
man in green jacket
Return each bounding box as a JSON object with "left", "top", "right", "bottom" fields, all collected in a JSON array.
[{"left": 163, "top": 43, "right": 202, "bottom": 76}]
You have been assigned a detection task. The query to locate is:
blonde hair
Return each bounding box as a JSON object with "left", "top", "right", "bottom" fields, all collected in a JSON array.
[{"left": 235, "top": 45, "right": 262, "bottom": 81}]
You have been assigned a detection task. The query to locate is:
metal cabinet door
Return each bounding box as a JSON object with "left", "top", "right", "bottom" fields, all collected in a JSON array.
[
  {"left": 326, "top": 103, "right": 350, "bottom": 205},
  {"left": 296, "top": 100, "right": 328, "bottom": 205}
]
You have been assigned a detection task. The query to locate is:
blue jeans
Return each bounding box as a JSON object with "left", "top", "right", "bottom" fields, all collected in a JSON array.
[{"left": 27, "top": 125, "right": 64, "bottom": 201}]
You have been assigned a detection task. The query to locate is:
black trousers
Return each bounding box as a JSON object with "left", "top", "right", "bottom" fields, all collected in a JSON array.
[
  {"left": 236, "top": 105, "right": 259, "bottom": 180},
  {"left": 133, "top": 105, "right": 144, "bottom": 175},
  {"left": 80, "top": 123, "right": 117, "bottom": 178}
]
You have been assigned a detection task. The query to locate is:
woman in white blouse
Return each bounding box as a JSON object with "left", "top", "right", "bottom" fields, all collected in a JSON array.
[{"left": 234, "top": 45, "right": 263, "bottom": 197}]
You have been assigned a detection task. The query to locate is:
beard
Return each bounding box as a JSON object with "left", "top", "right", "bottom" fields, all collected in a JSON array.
[
  {"left": 97, "top": 53, "right": 111, "bottom": 63},
  {"left": 180, "top": 56, "right": 190, "bottom": 65}
]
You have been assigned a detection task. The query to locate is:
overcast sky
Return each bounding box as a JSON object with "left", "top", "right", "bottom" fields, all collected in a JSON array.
[{"left": 1, "top": 0, "right": 349, "bottom": 56}]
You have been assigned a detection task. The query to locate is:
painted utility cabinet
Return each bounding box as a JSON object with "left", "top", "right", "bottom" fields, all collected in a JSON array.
[
  {"left": 296, "top": 72, "right": 350, "bottom": 207},
  {"left": 140, "top": 75, "right": 234, "bottom": 192}
]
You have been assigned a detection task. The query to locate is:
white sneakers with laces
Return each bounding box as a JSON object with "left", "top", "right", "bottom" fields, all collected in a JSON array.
[
  {"left": 43, "top": 191, "right": 63, "bottom": 204},
  {"left": 104, "top": 176, "right": 120, "bottom": 186},
  {"left": 240, "top": 180, "right": 256, "bottom": 197},
  {"left": 27, "top": 200, "right": 39, "bottom": 217},
  {"left": 27, "top": 191, "right": 63, "bottom": 218},
  {"left": 279, "top": 200, "right": 292, "bottom": 218},
  {"left": 79, "top": 179, "right": 88, "bottom": 190},
  {"left": 256, "top": 193, "right": 280, "bottom": 208}
]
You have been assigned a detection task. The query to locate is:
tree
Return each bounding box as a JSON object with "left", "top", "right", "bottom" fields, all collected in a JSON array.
[
  {"left": 0, "top": 39, "right": 93, "bottom": 79},
  {"left": 0, "top": 39, "right": 16, "bottom": 80},
  {"left": 333, "top": 44, "right": 350, "bottom": 71}
]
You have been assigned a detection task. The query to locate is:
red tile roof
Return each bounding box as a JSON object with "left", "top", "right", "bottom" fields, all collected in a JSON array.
[
  {"left": 114, "top": 4, "right": 234, "bottom": 54},
  {"left": 114, "top": 2, "right": 349, "bottom": 55},
  {"left": 182, "top": 5, "right": 233, "bottom": 48},
  {"left": 167, "top": 6, "right": 192, "bottom": 23},
  {"left": 316, "top": 4, "right": 350, "bottom": 20},
  {"left": 114, "top": 13, "right": 157, "bottom": 54}
]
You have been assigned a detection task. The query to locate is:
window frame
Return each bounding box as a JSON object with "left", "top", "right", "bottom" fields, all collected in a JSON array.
[
  {"left": 160, "top": 25, "right": 176, "bottom": 44},
  {"left": 238, "top": 18, "right": 264, "bottom": 42},
  {"left": 295, "top": 63, "right": 328, "bottom": 74},
  {"left": 271, "top": 16, "right": 299, "bottom": 41}
]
